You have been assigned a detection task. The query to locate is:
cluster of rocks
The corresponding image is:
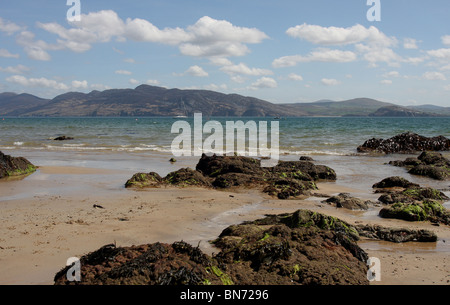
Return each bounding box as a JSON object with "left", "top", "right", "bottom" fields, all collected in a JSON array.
[
  {"left": 0, "top": 150, "right": 36, "bottom": 179},
  {"left": 372, "top": 176, "right": 450, "bottom": 225},
  {"left": 389, "top": 151, "right": 450, "bottom": 180},
  {"left": 54, "top": 207, "right": 441, "bottom": 285},
  {"left": 54, "top": 210, "right": 370, "bottom": 285},
  {"left": 357, "top": 132, "right": 450, "bottom": 154},
  {"left": 125, "top": 154, "right": 337, "bottom": 200}
]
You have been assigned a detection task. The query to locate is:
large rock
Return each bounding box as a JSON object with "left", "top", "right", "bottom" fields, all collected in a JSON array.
[
  {"left": 357, "top": 132, "right": 450, "bottom": 154},
  {"left": 389, "top": 152, "right": 450, "bottom": 180},
  {"left": 0, "top": 151, "right": 36, "bottom": 179},
  {"left": 126, "top": 154, "right": 337, "bottom": 200},
  {"left": 323, "top": 193, "right": 372, "bottom": 210},
  {"left": 373, "top": 177, "right": 450, "bottom": 224}
]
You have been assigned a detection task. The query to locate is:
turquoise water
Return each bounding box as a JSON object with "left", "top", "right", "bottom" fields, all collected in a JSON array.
[{"left": 1, "top": 117, "right": 449, "bottom": 156}]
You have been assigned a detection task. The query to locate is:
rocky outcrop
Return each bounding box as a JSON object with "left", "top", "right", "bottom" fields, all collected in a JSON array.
[
  {"left": 373, "top": 176, "right": 450, "bottom": 224},
  {"left": 357, "top": 132, "right": 450, "bottom": 154},
  {"left": 125, "top": 154, "right": 337, "bottom": 200},
  {"left": 54, "top": 208, "right": 439, "bottom": 285},
  {"left": 0, "top": 151, "right": 36, "bottom": 179},
  {"left": 54, "top": 210, "right": 370, "bottom": 285},
  {"left": 54, "top": 136, "right": 74, "bottom": 141},
  {"left": 389, "top": 151, "right": 450, "bottom": 180},
  {"left": 322, "top": 193, "right": 373, "bottom": 211}
]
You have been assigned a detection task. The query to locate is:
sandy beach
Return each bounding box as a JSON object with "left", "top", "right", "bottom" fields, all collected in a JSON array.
[{"left": 0, "top": 164, "right": 449, "bottom": 285}]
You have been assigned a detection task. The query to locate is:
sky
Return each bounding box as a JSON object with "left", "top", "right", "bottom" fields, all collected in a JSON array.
[{"left": 1, "top": 0, "right": 450, "bottom": 107}]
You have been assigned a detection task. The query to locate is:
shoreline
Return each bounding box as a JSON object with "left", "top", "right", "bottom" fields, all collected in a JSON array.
[{"left": 0, "top": 156, "right": 449, "bottom": 285}]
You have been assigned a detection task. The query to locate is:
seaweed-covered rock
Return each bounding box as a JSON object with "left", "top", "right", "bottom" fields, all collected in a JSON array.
[
  {"left": 355, "top": 225, "right": 437, "bottom": 243},
  {"left": 357, "top": 132, "right": 450, "bottom": 154},
  {"left": 125, "top": 172, "right": 162, "bottom": 188},
  {"left": 0, "top": 151, "right": 36, "bottom": 179},
  {"left": 379, "top": 200, "right": 450, "bottom": 224},
  {"left": 372, "top": 176, "right": 420, "bottom": 189},
  {"left": 164, "top": 168, "right": 212, "bottom": 187},
  {"left": 323, "top": 193, "right": 372, "bottom": 211},
  {"left": 389, "top": 152, "right": 450, "bottom": 180},
  {"left": 125, "top": 154, "right": 337, "bottom": 200}
]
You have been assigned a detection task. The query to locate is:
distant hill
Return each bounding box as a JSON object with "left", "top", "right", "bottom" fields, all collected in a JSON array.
[
  {"left": 281, "top": 98, "right": 395, "bottom": 117},
  {"left": 0, "top": 85, "right": 448, "bottom": 117},
  {"left": 407, "top": 104, "right": 450, "bottom": 116},
  {"left": 369, "top": 105, "right": 442, "bottom": 117},
  {"left": 0, "top": 92, "right": 50, "bottom": 116}
]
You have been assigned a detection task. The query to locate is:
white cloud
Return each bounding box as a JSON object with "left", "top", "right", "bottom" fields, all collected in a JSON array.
[
  {"left": 35, "top": 11, "right": 268, "bottom": 60},
  {"left": 185, "top": 65, "right": 209, "bottom": 77},
  {"left": 90, "top": 83, "right": 111, "bottom": 91},
  {"left": 248, "top": 77, "right": 277, "bottom": 90},
  {"left": 382, "top": 71, "right": 400, "bottom": 78},
  {"left": 403, "top": 38, "right": 419, "bottom": 49},
  {"left": 380, "top": 80, "right": 393, "bottom": 85},
  {"left": 442, "top": 35, "right": 450, "bottom": 46},
  {"left": 220, "top": 63, "right": 272, "bottom": 76},
  {"left": 209, "top": 57, "right": 233, "bottom": 66},
  {"left": 427, "top": 48, "right": 450, "bottom": 60},
  {"left": 6, "top": 75, "right": 69, "bottom": 90},
  {"left": 0, "top": 18, "right": 23, "bottom": 35},
  {"left": 230, "top": 75, "right": 246, "bottom": 83},
  {"left": 71, "top": 80, "right": 88, "bottom": 89},
  {"left": 124, "top": 58, "right": 135, "bottom": 64},
  {"left": 0, "top": 64, "right": 30, "bottom": 74},
  {"left": 286, "top": 24, "right": 395, "bottom": 47},
  {"left": 0, "top": 48, "right": 19, "bottom": 58},
  {"left": 321, "top": 78, "right": 341, "bottom": 86},
  {"left": 273, "top": 48, "right": 357, "bottom": 68},
  {"left": 115, "top": 70, "right": 132, "bottom": 75},
  {"left": 287, "top": 73, "right": 303, "bottom": 81},
  {"left": 129, "top": 78, "right": 140, "bottom": 85},
  {"left": 146, "top": 79, "right": 160, "bottom": 85},
  {"left": 204, "top": 83, "right": 228, "bottom": 91},
  {"left": 422, "top": 71, "right": 447, "bottom": 81}
]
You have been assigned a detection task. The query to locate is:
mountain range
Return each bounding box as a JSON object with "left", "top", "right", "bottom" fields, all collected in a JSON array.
[{"left": 1, "top": 85, "right": 449, "bottom": 117}]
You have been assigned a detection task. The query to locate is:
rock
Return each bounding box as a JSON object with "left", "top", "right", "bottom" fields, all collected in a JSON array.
[
  {"left": 388, "top": 152, "right": 450, "bottom": 181},
  {"left": 323, "top": 193, "right": 371, "bottom": 210},
  {"left": 357, "top": 132, "right": 450, "bottom": 154},
  {"left": 126, "top": 154, "right": 337, "bottom": 200},
  {"left": 299, "top": 156, "right": 314, "bottom": 161},
  {"left": 125, "top": 172, "right": 162, "bottom": 188},
  {"left": 379, "top": 200, "right": 450, "bottom": 225},
  {"left": 0, "top": 151, "right": 36, "bottom": 179},
  {"left": 355, "top": 224, "right": 437, "bottom": 243},
  {"left": 54, "top": 136, "right": 74, "bottom": 141},
  {"left": 55, "top": 211, "right": 371, "bottom": 285},
  {"left": 169, "top": 158, "right": 176, "bottom": 163},
  {"left": 164, "top": 168, "right": 212, "bottom": 187},
  {"left": 372, "top": 176, "right": 420, "bottom": 189}
]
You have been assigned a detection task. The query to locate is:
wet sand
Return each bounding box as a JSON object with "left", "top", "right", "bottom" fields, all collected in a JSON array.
[{"left": 0, "top": 165, "right": 449, "bottom": 285}]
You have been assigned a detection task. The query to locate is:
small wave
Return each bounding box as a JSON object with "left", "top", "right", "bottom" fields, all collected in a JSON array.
[{"left": 13, "top": 142, "right": 24, "bottom": 146}]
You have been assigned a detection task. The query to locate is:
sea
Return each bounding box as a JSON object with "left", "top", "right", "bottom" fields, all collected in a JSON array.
[{"left": 1, "top": 116, "right": 449, "bottom": 198}]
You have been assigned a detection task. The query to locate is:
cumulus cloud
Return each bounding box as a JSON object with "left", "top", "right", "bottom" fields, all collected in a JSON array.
[
  {"left": 427, "top": 48, "right": 450, "bottom": 60},
  {"left": 32, "top": 11, "right": 268, "bottom": 60},
  {"left": 422, "top": 71, "right": 447, "bottom": 81},
  {"left": 6, "top": 75, "right": 69, "bottom": 90},
  {"left": 71, "top": 80, "right": 88, "bottom": 89},
  {"left": 442, "top": 35, "right": 450, "bottom": 46},
  {"left": 115, "top": 70, "right": 132, "bottom": 75},
  {"left": 286, "top": 24, "right": 395, "bottom": 47},
  {"left": 380, "top": 80, "right": 393, "bottom": 85},
  {"left": 185, "top": 65, "right": 209, "bottom": 77},
  {"left": 0, "top": 18, "right": 23, "bottom": 35},
  {"left": 0, "top": 64, "right": 30, "bottom": 74},
  {"left": 0, "top": 48, "right": 19, "bottom": 58},
  {"left": 220, "top": 63, "right": 272, "bottom": 76},
  {"left": 273, "top": 48, "right": 357, "bottom": 68},
  {"left": 403, "top": 38, "right": 419, "bottom": 49},
  {"left": 248, "top": 77, "right": 277, "bottom": 90},
  {"left": 321, "top": 78, "right": 341, "bottom": 86},
  {"left": 287, "top": 73, "right": 303, "bottom": 81}
]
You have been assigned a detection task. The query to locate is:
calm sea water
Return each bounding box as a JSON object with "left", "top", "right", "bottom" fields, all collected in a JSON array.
[{"left": 1, "top": 117, "right": 449, "bottom": 156}]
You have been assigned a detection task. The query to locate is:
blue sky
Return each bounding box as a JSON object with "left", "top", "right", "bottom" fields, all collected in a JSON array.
[{"left": 1, "top": 0, "right": 450, "bottom": 106}]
